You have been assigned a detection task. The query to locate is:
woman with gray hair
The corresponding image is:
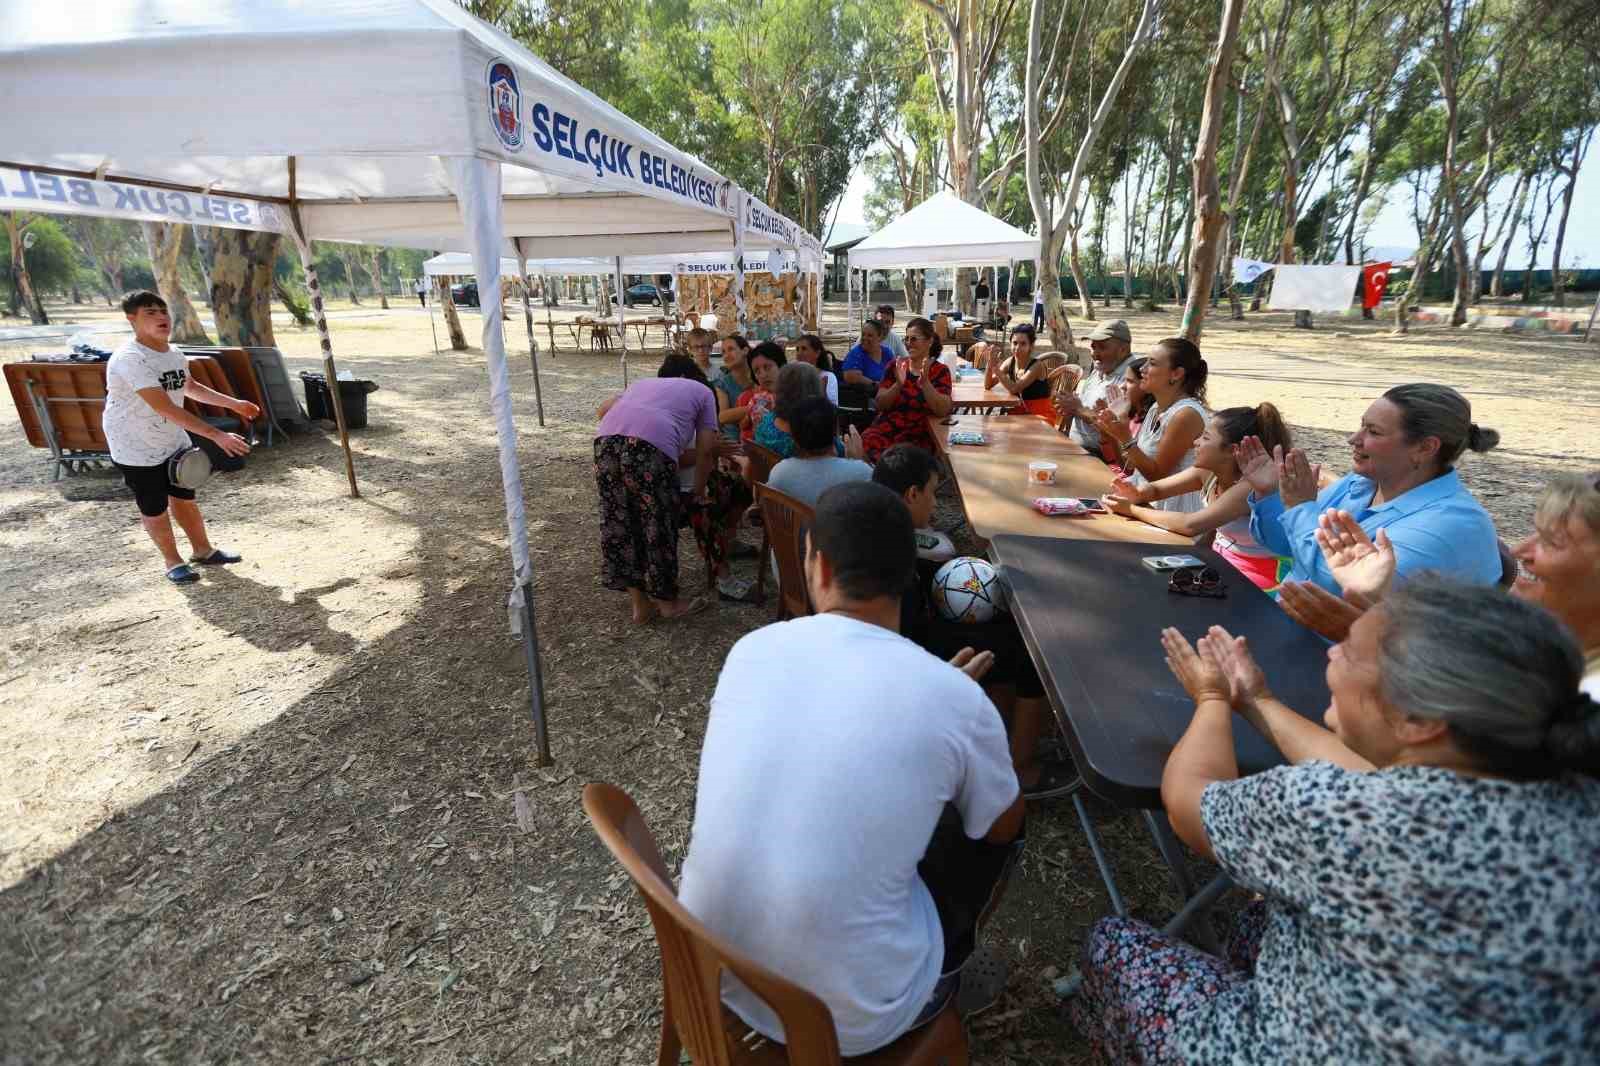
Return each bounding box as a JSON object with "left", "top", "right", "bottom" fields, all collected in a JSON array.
[
  {"left": 1069, "top": 576, "right": 1600, "bottom": 1064},
  {"left": 1239, "top": 382, "right": 1502, "bottom": 595}
]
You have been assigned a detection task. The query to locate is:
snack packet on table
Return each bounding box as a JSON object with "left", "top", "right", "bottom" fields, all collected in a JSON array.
[{"left": 1031, "top": 497, "right": 1090, "bottom": 516}]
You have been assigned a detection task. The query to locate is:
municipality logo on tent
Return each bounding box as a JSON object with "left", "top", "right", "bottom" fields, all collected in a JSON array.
[{"left": 488, "top": 61, "right": 524, "bottom": 151}]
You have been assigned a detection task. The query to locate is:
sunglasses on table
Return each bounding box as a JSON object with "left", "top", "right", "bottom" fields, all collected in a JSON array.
[{"left": 1168, "top": 566, "right": 1226, "bottom": 598}]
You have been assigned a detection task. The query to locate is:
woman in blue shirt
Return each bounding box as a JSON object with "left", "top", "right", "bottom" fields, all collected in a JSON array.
[{"left": 1241, "top": 383, "right": 1501, "bottom": 595}]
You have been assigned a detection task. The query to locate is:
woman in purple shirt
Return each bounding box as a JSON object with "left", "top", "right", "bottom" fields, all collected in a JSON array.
[{"left": 595, "top": 359, "right": 719, "bottom": 623}]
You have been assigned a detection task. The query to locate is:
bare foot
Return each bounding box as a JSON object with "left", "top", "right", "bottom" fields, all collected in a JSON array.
[
  {"left": 631, "top": 603, "right": 656, "bottom": 625},
  {"left": 653, "top": 596, "right": 710, "bottom": 620}
]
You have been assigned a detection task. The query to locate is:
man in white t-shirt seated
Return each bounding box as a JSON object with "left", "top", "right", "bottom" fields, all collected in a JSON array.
[
  {"left": 874, "top": 304, "right": 909, "bottom": 360},
  {"left": 103, "top": 291, "right": 256, "bottom": 584},
  {"left": 679, "top": 481, "right": 1024, "bottom": 1056}
]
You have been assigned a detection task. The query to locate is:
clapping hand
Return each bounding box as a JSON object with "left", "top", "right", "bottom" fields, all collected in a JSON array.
[
  {"left": 1201, "top": 625, "right": 1272, "bottom": 708},
  {"left": 1279, "top": 448, "right": 1322, "bottom": 509},
  {"left": 1315, "top": 510, "right": 1394, "bottom": 606},
  {"left": 1101, "top": 493, "right": 1133, "bottom": 516},
  {"left": 1161, "top": 627, "right": 1231, "bottom": 704},
  {"left": 1103, "top": 382, "right": 1128, "bottom": 416},
  {"left": 894, "top": 358, "right": 910, "bottom": 386},
  {"left": 1235, "top": 435, "right": 1279, "bottom": 495},
  {"left": 1053, "top": 391, "right": 1083, "bottom": 419},
  {"left": 1278, "top": 580, "right": 1365, "bottom": 642},
  {"left": 949, "top": 646, "right": 996, "bottom": 683},
  {"left": 1107, "top": 474, "right": 1143, "bottom": 502},
  {"left": 843, "top": 424, "right": 866, "bottom": 461},
  {"left": 1093, "top": 405, "right": 1130, "bottom": 446}
]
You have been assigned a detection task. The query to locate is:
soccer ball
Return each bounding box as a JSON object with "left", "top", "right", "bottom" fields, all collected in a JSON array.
[{"left": 931, "top": 557, "right": 1005, "bottom": 624}]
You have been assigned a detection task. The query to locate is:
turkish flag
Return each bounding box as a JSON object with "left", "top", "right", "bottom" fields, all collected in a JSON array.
[{"left": 1362, "top": 262, "right": 1392, "bottom": 309}]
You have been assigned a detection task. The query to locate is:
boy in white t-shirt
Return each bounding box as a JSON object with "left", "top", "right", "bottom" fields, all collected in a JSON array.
[
  {"left": 680, "top": 481, "right": 1024, "bottom": 1056},
  {"left": 104, "top": 291, "right": 257, "bottom": 584}
]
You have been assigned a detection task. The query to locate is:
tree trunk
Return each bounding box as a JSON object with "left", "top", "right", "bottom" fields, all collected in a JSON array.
[
  {"left": 1395, "top": 190, "right": 1444, "bottom": 334},
  {"left": 1472, "top": 172, "right": 1524, "bottom": 304},
  {"left": 1550, "top": 131, "right": 1590, "bottom": 309},
  {"left": 193, "top": 229, "right": 214, "bottom": 309},
  {"left": 1067, "top": 225, "right": 1095, "bottom": 321},
  {"left": 437, "top": 278, "right": 467, "bottom": 350},
  {"left": 338, "top": 247, "right": 363, "bottom": 305},
  {"left": 205, "top": 228, "right": 277, "bottom": 346},
  {"left": 1435, "top": 0, "right": 1474, "bottom": 327},
  {"left": 1489, "top": 172, "right": 1530, "bottom": 298},
  {"left": 365, "top": 246, "right": 390, "bottom": 309},
  {"left": 141, "top": 221, "right": 210, "bottom": 343}
]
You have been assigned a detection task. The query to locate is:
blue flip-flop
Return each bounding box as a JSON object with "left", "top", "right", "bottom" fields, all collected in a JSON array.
[
  {"left": 191, "top": 548, "right": 242, "bottom": 566},
  {"left": 166, "top": 564, "right": 201, "bottom": 584}
]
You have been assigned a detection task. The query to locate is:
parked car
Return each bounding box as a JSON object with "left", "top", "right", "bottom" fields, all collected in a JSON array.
[
  {"left": 623, "top": 282, "right": 671, "bottom": 307},
  {"left": 450, "top": 281, "right": 479, "bottom": 307}
]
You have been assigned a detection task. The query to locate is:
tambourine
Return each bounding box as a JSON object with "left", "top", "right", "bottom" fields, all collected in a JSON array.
[{"left": 167, "top": 445, "right": 213, "bottom": 491}]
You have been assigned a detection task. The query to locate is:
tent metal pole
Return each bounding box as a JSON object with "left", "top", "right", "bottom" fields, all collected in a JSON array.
[
  {"left": 1585, "top": 292, "right": 1600, "bottom": 343},
  {"left": 511, "top": 238, "right": 546, "bottom": 428},
  {"left": 285, "top": 157, "right": 358, "bottom": 498},
  {"left": 615, "top": 256, "right": 629, "bottom": 386},
  {"left": 544, "top": 275, "right": 557, "bottom": 356},
  {"left": 519, "top": 580, "right": 551, "bottom": 764}
]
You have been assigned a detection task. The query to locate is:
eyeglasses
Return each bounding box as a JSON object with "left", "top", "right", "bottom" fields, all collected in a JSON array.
[{"left": 1168, "top": 566, "right": 1225, "bottom": 598}]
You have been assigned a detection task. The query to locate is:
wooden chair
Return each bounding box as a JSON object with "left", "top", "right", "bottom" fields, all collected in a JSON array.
[
  {"left": 744, "top": 442, "right": 783, "bottom": 603},
  {"left": 582, "top": 783, "right": 969, "bottom": 1066},
  {"left": 754, "top": 482, "right": 814, "bottom": 622}
]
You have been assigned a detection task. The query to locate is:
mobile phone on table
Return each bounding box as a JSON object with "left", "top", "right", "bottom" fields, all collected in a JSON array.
[
  {"left": 1140, "top": 554, "right": 1207, "bottom": 571},
  {"left": 1078, "top": 497, "right": 1107, "bottom": 514}
]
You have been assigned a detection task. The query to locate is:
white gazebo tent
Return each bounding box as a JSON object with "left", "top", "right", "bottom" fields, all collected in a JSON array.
[
  {"left": 1, "top": 0, "right": 809, "bottom": 764},
  {"left": 846, "top": 190, "right": 1037, "bottom": 324}
]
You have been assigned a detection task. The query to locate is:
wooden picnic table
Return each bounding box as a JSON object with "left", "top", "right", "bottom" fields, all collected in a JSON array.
[
  {"left": 948, "top": 374, "right": 1020, "bottom": 413},
  {"left": 929, "top": 413, "right": 1188, "bottom": 545}
]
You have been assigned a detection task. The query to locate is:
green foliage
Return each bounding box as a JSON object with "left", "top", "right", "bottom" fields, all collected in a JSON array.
[{"left": 1, "top": 215, "right": 78, "bottom": 296}]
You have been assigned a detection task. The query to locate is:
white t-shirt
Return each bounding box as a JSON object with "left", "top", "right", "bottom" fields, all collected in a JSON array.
[
  {"left": 679, "top": 614, "right": 1019, "bottom": 1056},
  {"left": 1582, "top": 655, "right": 1599, "bottom": 701},
  {"left": 103, "top": 339, "right": 192, "bottom": 466},
  {"left": 820, "top": 369, "right": 840, "bottom": 406}
]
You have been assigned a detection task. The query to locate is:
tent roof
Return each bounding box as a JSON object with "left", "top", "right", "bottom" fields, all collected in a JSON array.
[
  {"left": 847, "top": 191, "right": 1037, "bottom": 270},
  {"left": 0, "top": 0, "right": 808, "bottom": 257},
  {"left": 422, "top": 250, "right": 821, "bottom": 278}
]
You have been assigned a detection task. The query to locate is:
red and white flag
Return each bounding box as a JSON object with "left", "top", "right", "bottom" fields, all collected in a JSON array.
[{"left": 1362, "top": 262, "right": 1392, "bottom": 309}]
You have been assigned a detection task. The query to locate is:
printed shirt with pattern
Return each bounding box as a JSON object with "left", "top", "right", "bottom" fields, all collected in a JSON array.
[
  {"left": 1182, "top": 760, "right": 1600, "bottom": 1064},
  {"left": 863, "top": 360, "right": 953, "bottom": 454},
  {"left": 102, "top": 339, "right": 193, "bottom": 466},
  {"left": 738, "top": 387, "right": 775, "bottom": 443}
]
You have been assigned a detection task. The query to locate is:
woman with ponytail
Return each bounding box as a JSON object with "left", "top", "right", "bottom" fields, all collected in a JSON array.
[
  {"left": 1102, "top": 404, "right": 1293, "bottom": 589},
  {"left": 1239, "top": 382, "right": 1502, "bottom": 596},
  {"left": 1073, "top": 575, "right": 1600, "bottom": 1064},
  {"left": 1092, "top": 337, "right": 1210, "bottom": 511}
]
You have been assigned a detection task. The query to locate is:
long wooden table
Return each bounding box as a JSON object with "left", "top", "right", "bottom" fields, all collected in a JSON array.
[
  {"left": 930, "top": 413, "right": 1188, "bottom": 545},
  {"left": 948, "top": 375, "right": 1020, "bottom": 413}
]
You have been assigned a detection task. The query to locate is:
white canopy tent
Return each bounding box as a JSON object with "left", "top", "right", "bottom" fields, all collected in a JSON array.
[
  {"left": 2, "top": 0, "right": 812, "bottom": 765},
  {"left": 845, "top": 190, "right": 1037, "bottom": 324}
]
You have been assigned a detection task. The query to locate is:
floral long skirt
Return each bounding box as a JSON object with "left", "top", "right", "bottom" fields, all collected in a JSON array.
[
  {"left": 594, "top": 435, "right": 681, "bottom": 602},
  {"left": 1068, "top": 900, "right": 1270, "bottom": 1064}
]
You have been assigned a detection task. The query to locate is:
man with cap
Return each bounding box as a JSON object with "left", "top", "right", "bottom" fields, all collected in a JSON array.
[{"left": 1052, "top": 319, "right": 1136, "bottom": 460}]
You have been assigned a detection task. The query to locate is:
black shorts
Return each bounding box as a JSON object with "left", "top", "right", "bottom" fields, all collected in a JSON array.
[
  {"left": 114, "top": 459, "right": 195, "bottom": 517},
  {"left": 919, "top": 805, "right": 1025, "bottom": 974},
  {"left": 907, "top": 615, "right": 1046, "bottom": 699}
]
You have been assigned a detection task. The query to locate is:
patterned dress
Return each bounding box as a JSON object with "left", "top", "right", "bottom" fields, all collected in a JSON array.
[
  {"left": 1071, "top": 761, "right": 1600, "bottom": 1064},
  {"left": 862, "top": 360, "right": 953, "bottom": 462},
  {"left": 594, "top": 435, "right": 682, "bottom": 601}
]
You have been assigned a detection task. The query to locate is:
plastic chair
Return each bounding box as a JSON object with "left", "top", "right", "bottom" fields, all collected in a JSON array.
[
  {"left": 581, "top": 783, "right": 969, "bottom": 1066},
  {"left": 744, "top": 442, "right": 782, "bottom": 603},
  {"left": 754, "top": 482, "right": 814, "bottom": 622}
]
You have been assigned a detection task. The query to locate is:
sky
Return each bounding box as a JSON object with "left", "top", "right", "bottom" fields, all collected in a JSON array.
[{"left": 829, "top": 132, "right": 1599, "bottom": 271}]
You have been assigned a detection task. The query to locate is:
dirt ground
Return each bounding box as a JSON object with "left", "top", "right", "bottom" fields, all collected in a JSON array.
[{"left": 2, "top": 295, "right": 1596, "bottom": 1065}]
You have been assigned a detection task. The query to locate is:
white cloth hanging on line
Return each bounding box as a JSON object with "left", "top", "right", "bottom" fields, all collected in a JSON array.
[
  {"left": 1267, "top": 264, "right": 1364, "bottom": 313},
  {"left": 1232, "top": 257, "right": 1275, "bottom": 285}
]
